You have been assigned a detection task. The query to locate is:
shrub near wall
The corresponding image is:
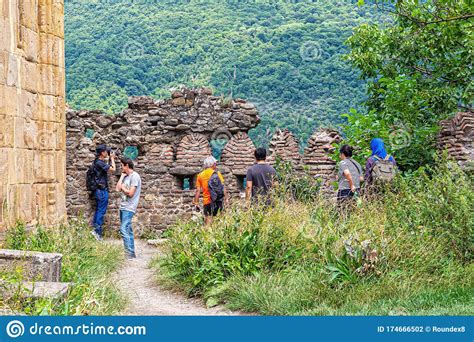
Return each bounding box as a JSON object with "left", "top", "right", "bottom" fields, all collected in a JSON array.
[{"left": 157, "top": 159, "right": 474, "bottom": 315}]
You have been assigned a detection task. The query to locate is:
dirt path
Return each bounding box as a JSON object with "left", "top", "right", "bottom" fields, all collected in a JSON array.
[{"left": 113, "top": 239, "right": 236, "bottom": 316}]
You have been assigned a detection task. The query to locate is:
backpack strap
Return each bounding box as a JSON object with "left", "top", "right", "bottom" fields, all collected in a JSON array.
[{"left": 348, "top": 158, "right": 362, "bottom": 175}]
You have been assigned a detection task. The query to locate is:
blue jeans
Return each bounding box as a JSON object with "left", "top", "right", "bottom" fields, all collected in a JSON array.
[
  {"left": 93, "top": 189, "right": 109, "bottom": 236},
  {"left": 120, "top": 210, "right": 136, "bottom": 258}
]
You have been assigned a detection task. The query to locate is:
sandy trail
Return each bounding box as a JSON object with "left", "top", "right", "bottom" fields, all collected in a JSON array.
[{"left": 112, "top": 239, "right": 236, "bottom": 316}]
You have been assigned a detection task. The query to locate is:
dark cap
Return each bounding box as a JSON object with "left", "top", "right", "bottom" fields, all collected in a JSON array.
[{"left": 96, "top": 144, "right": 110, "bottom": 156}]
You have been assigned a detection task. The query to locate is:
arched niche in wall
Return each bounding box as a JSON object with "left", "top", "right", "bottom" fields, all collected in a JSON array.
[
  {"left": 210, "top": 128, "right": 233, "bottom": 161},
  {"left": 267, "top": 129, "right": 302, "bottom": 167},
  {"left": 220, "top": 132, "right": 256, "bottom": 196},
  {"left": 170, "top": 133, "right": 212, "bottom": 189},
  {"left": 220, "top": 132, "right": 256, "bottom": 176}
]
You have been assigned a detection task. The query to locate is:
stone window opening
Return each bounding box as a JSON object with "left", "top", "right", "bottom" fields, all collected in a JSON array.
[
  {"left": 123, "top": 146, "right": 139, "bottom": 160},
  {"left": 85, "top": 128, "right": 95, "bottom": 139},
  {"left": 210, "top": 139, "right": 228, "bottom": 161},
  {"left": 236, "top": 175, "right": 247, "bottom": 192},
  {"left": 176, "top": 175, "right": 197, "bottom": 191}
]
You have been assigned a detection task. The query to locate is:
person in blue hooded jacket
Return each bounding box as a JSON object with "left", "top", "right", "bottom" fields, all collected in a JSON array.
[{"left": 364, "top": 138, "right": 397, "bottom": 185}]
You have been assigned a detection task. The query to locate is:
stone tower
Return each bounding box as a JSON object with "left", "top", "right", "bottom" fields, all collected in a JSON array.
[{"left": 0, "top": 0, "right": 66, "bottom": 232}]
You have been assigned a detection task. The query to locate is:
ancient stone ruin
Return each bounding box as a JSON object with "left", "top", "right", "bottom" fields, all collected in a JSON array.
[
  {"left": 438, "top": 111, "right": 474, "bottom": 171},
  {"left": 66, "top": 88, "right": 342, "bottom": 235},
  {"left": 66, "top": 88, "right": 261, "bottom": 234},
  {"left": 2, "top": 1, "right": 469, "bottom": 240},
  {"left": 0, "top": 0, "right": 66, "bottom": 233}
]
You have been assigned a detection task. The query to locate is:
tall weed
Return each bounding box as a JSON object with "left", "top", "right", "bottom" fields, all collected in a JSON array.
[
  {"left": 1, "top": 220, "right": 125, "bottom": 315},
  {"left": 157, "top": 159, "right": 473, "bottom": 315}
]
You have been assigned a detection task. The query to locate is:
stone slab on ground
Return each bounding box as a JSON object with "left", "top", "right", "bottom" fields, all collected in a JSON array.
[
  {"left": 1, "top": 280, "right": 70, "bottom": 300},
  {"left": 0, "top": 249, "right": 63, "bottom": 282},
  {"left": 21, "top": 281, "right": 70, "bottom": 299},
  {"left": 147, "top": 239, "right": 168, "bottom": 247}
]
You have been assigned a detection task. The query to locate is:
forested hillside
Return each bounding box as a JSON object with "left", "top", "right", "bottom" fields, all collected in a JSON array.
[{"left": 65, "top": 0, "right": 385, "bottom": 146}]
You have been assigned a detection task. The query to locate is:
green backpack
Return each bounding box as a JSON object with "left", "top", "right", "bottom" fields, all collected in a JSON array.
[{"left": 371, "top": 156, "right": 397, "bottom": 182}]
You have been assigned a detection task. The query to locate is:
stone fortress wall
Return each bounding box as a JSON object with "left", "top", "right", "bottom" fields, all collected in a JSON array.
[
  {"left": 65, "top": 88, "right": 341, "bottom": 235},
  {"left": 0, "top": 0, "right": 66, "bottom": 233}
]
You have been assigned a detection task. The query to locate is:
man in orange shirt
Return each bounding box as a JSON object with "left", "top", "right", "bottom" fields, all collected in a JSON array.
[{"left": 193, "top": 156, "right": 228, "bottom": 225}]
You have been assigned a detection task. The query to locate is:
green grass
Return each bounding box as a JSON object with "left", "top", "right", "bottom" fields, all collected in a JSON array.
[
  {"left": 0, "top": 219, "right": 126, "bottom": 315},
  {"left": 155, "top": 160, "right": 474, "bottom": 315}
]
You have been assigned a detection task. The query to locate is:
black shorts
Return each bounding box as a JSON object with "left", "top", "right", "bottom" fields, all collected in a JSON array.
[
  {"left": 337, "top": 189, "right": 355, "bottom": 201},
  {"left": 203, "top": 201, "right": 223, "bottom": 217}
]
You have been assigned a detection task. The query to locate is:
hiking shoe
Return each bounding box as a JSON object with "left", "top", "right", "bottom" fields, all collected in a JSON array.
[
  {"left": 126, "top": 253, "right": 137, "bottom": 260},
  {"left": 91, "top": 230, "right": 103, "bottom": 242}
]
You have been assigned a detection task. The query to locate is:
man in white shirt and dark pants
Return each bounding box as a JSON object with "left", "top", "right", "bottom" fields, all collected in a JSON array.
[{"left": 116, "top": 158, "right": 142, "bottom": 259}]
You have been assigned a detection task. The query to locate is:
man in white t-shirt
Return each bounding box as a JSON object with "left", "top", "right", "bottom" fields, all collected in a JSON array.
[{"left": 116, "top": 158, "right": 142, "bottom": 259}]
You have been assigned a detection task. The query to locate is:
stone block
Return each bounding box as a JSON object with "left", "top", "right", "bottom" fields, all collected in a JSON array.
[
  {"left": 18, "top": 183, "right": 34, "bottom": 223},
  {"left": 20, "top": 57, "right": 39, "bottom": 93},
  {"left": 6, "top": 53, "right": 19, "bottom": 87},
  {"left": 14, "top": 116, "right": 26, "bottom": 148},
  {"left": 23, "top": 119, "right": 38, "bottom": 149},
  {"left": 147, "top": 239, "right": 168, "bottom": 247},
  {"left": 54, "top": 182, "right": 66, "bottom": 223},
  {"left": 1, "top": 281, "right": 70, "bottom": 300},
  {"left": 55, "top": 66, "right": 65, "bottom": 96},
  {"left": 55, "top": 122, "right": 66, "bottom": 151},
  {"left": 19, "top": 89, "right": 39, "bottom": 120},
  {"left": 52, "top": 1, "right": 64, "bottom": 38},
  {"left": 0, "top": 249, "right": 63, "bottom": 282},
  {"left": 0, "top": 19, "right": 12, "bottom": 54},
  {"left": 0, "top": 51, "right": 7, "bottom": 85},
  {"left": 3, "top": 85, "right": 18, "bottom": 117},
  {"left": 14, "top": 148, "right": 34, "bottom": 184},
  {"left": 19, "top": 26, "right": 39, "bottom": 63},
  {"left": 172, "top": 97, "right": 186, "bottom": 106},
  {"left": 0, "top": 0, "right": 7, "bottom": 17},
  {"left": 38, "top": 0, "right": 54, "bottom": 35},
  {"left": 19, "top": 0, "right": 39, "bottom": 31},
  {"left": 33, "top": 151, "right": 56, "bottom": 183},
  {"left": 38, "top": 64, "right": 64, "bottom": 96},
  {"left": 37, "top": 93, "right": 54, "bottom": 121},
  {"left": 38, "top": 63, "right": 53, "bottom": 94},
  {"left": 38, "top": 33, "right": 64, "bottom": 66},
  {"left": 36, "top": 121, "right": 57, "bottom": 150},
  {"left": 0, "top": 149, "right": 13, "bottom": 184},
  {"left": 0, "top": 115, "right": 14, "bottom": 147},
  {"left": 6, "top": 184, "right": 20, "bottom": 222}
]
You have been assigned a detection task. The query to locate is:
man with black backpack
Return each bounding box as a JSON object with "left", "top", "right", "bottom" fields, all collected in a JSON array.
[
  {"left": 193, "top": 156, "right": 228, "bottom": 226},
  {"left": 87, "top": 144, "right": 116, "bottom": 241}
]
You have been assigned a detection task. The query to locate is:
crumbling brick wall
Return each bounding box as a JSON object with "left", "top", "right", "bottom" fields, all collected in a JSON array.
[
  {"left": 438, "top": 112, "right": 474, "bottom": 171},
  {"left": 0, "top": 0, "right": 66, "bottom": 233},
  {"left": 66, "top": 89, "right": 344, "bottom": 235},
  {"left": 66, "top": 88, "right": 260, "bottom": 235}
]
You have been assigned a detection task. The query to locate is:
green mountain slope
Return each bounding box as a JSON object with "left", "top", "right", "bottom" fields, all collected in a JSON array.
[{"left": 65, "top": 0, "right": 386, "bottom": 146}]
